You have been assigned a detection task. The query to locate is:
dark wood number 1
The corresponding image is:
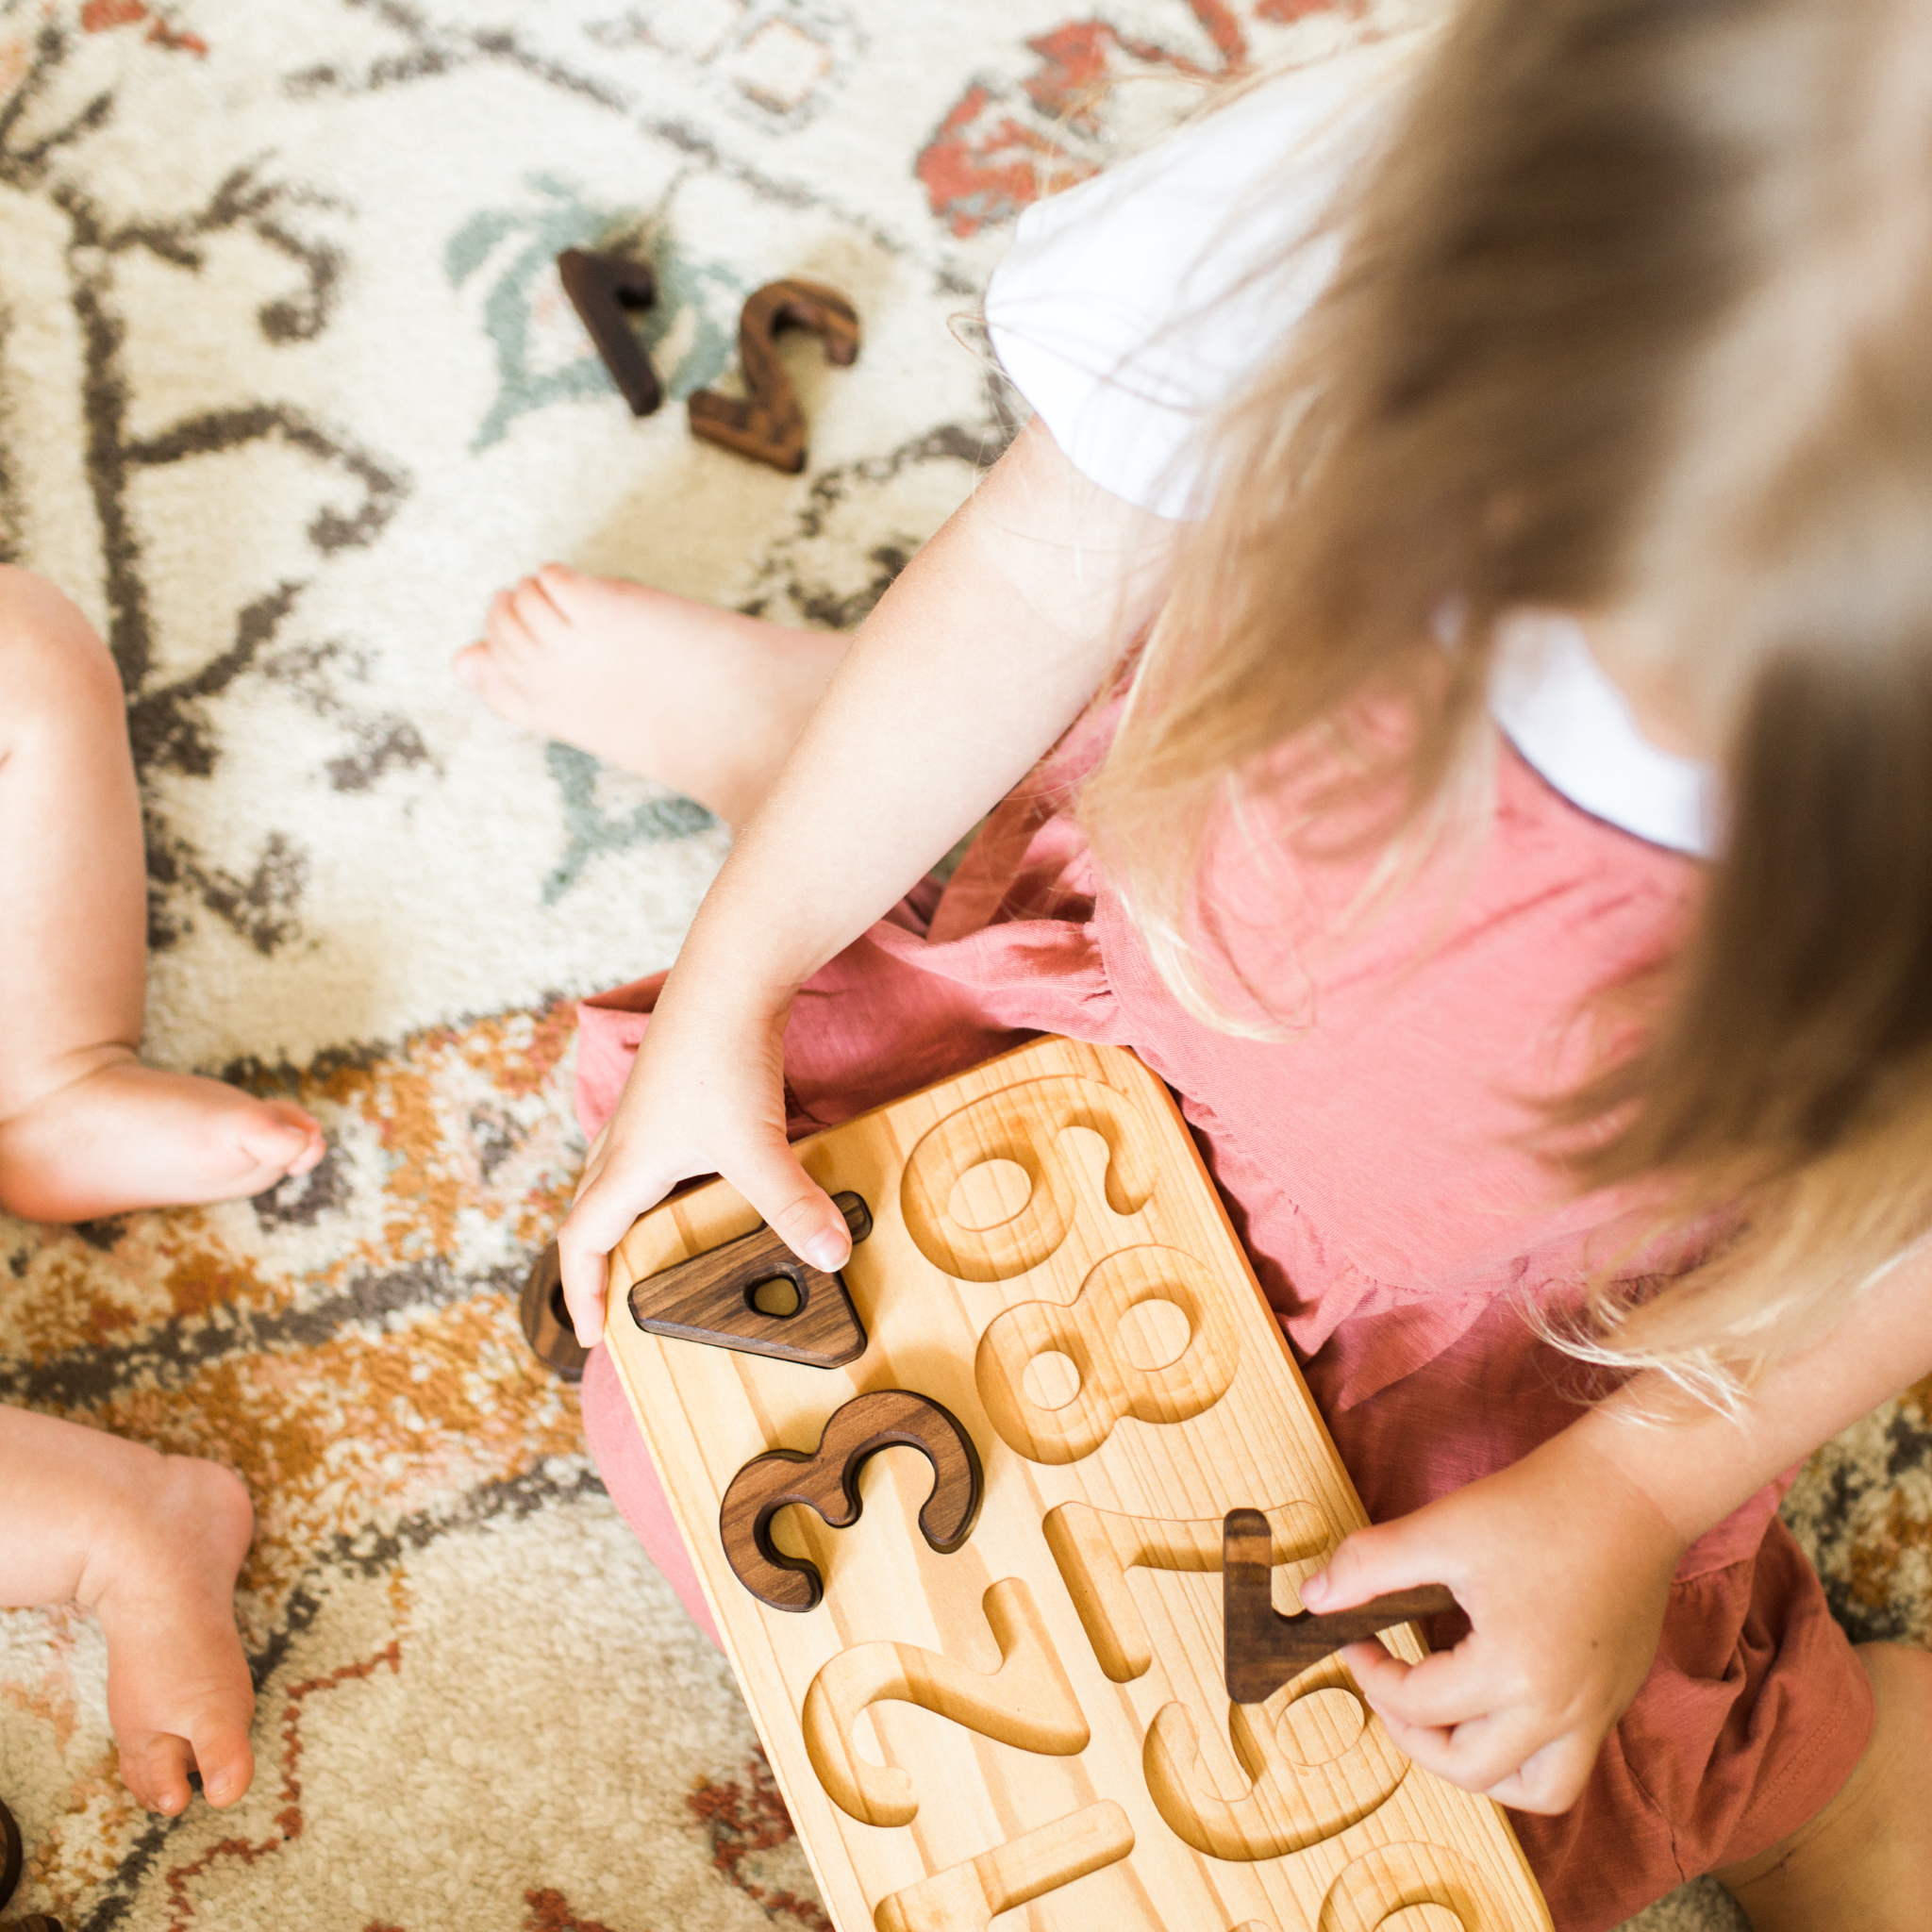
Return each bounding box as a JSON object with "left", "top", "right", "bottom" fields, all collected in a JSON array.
[
  {"left": 689, "top": 277, "right": 859, "bottom": 475},
  {"left": 557, "top": 247, "right": 662, "bottom": 417}
]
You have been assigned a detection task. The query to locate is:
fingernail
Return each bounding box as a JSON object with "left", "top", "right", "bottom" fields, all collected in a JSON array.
[
  {"left": 1300, "top": 1572, "right": 1329, "bottom": 1607},
  {"left": 806, "top": 1231, "right": 848, "bottom": 1272}
]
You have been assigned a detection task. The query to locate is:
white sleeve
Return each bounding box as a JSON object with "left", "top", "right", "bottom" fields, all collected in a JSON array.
[{"left": 983, "top": 40, "right": 1415, "bottom": 520}]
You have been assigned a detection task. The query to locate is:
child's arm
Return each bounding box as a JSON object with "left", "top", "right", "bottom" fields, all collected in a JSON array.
[
  {"left": 1302, "top": 1241, "right": 1932, "bottom": 1812},
  {"left": 556, "top": 420, "right": 1179, "bottom": 1341}
]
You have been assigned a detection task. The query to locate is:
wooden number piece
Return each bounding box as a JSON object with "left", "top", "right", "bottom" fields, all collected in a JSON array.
[
  {"left": 873, "top": 1803, "right": 1135, "bottom": 1932},
  {"left": 519, "top": 1240, "right": 586, "bottom": 1382},
  {"left": 629, "top": 1191, "right": 872, "bottom": 1368},
  {"left": 803, "top": 1577, "right": 1088, "bottom": 1826},
  {"left": 1224, "top": 1507, "right": 1459, "bottom": 1703},
  {"left": 557, "top": 247, "right": 662, "bottom": 416},
  {"left": 720, "top": 1389, "right": 983, "bottom": 1612},
  {"left": 688, "top": 277, "right": 858, "bottom": 474}
]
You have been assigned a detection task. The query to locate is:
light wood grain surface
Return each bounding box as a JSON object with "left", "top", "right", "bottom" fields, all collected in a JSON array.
[{"left": 604, "top": 1037, "right": 1553, "bottom": 1932}]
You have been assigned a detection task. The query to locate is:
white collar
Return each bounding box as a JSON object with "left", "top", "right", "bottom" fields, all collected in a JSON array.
[{"left": 1488, "top": 612, "right": 1717, "bottom": 858}]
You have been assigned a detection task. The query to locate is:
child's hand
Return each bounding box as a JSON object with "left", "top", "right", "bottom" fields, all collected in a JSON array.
[
  {"left": 1296, "top": 1429, "right": 1689, "bottom": 1814},
  {"left": 554, "top": 978, "right": 851, "bottom": 1348}
]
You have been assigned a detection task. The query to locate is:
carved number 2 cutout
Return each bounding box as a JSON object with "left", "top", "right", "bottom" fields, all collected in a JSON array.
[
  {"left": 802, "top": 1577, "right": 1087, "bottom": 1826},
  {"left": 688, "top": 278, "right": 858, "bottom": 474}
]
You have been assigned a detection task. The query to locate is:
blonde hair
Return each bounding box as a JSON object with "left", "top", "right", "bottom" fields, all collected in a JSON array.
[{"left": 1079, "top": 0, "right": 1932, "bottom": 1397}]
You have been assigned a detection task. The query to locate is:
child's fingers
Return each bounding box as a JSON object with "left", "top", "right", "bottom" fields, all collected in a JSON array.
[
  {"left": 1356, "top": 1702, "right": 1458, "bottom": 1783},
  {"left": 1300, "top": 1520, "right": 1448, "bottom": 1614},
  {"left": 573, "top": 1123, "right": 613, "bottom": 1201},
  {"left": 557, "top": 1160, "right": 672, "bottom": 1344},
  {"left": 1378, "top": 1704, "right": 1552, "bottom": 1800},
  {"left": 553, "top": 1242, "right": 608, "bottom": 1350},
  {"left": 727, "top": 1134, "right": 851, "bottom": 1273},
  {"left": 1343, "top": 1643, "right": 1494, "bottom": 1731},
  {"left": 1477, "top": 1732, "right": 1597, "bottom": 1816}
]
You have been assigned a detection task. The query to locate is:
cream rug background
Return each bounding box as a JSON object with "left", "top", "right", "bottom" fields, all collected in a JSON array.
[{"left": 0, "top": 4, "right": 1923, "bottom": 1927}]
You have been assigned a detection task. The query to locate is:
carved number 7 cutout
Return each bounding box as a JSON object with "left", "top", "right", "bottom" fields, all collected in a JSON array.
[{"left": 689, "top": 277, "right": 860, "bottom": 475}]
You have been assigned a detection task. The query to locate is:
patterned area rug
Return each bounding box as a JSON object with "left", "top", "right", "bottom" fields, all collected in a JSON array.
[{"left": 0, "top": 4, "right": 1923, "bottom": 1928}]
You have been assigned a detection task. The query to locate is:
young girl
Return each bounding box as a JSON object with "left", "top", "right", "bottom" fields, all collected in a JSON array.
[
  {"left": 459, "top": 0, "right": 1932, "bottom": 1924},
  {"left": 0, "top": 567, "right": 327, "bottom": 1820}
]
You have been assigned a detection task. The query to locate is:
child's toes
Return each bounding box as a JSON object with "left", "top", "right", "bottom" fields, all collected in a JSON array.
[
  {"left": 476, "top": 592, "right": 541, "bottom": 678},
  {"left": 455, "top": 635, "right": 531, "bottom": 722},
  {"left": 507, "top": 575, "right": 562, "bottom": 641},
  {"left": 534, "top": 561, "right": 584, "bottom": 613},
  {"left": 191, "top": 1721, "right": 256, "bottom": 1808},
  {"left": 219, "top": 1105, "right": 324, "bottom": 1193},
  {"left": 237, "top": 1101, "right": 320, "bottom": 1176},
  {"left": 120, "top": 1732, "right": 195, "bottom": 1816},
  {"left": 451, "top": 637, "right": 491, "bottom": 691},
  {"left": 260, "top": 1100, "right": 325, "bottom": 1175}
]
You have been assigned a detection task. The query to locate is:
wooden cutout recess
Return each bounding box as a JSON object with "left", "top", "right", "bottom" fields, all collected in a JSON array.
[
  {"left": 803, "top": 1577, "right": 1087, "bottom": 1826},
  {"left": 974, "top": 1244, "right": 1240, "bottom": 1464},
  {"left": 899, "top": 1074, "right": 1155, "bottom": 1281},
  {"left": 602, "top": 1037, "right": 1554, "bottom": 1932},
  {"left": 719, "top": 1388, "right": 983, "bottom": 1612},
  {"left": 557, "top": 247, "right": 662, "bottom": 417},
  {"left": 1224, "top": 1507, "right": 1460, "bottom": 1704},
  {"left": 1043, "top": 1497, "right": 1328, "bottom": 1683},
  {"left": 1318, "top": 1842, "right": 1517, "bottom": 1930},
  {"left": 1144, "top": 1666, "right": 1407, "bottom": 1860},
  {"left": 872, "top": 1802, "right": 1135, "bottom": 1932},
  {"left": 629, "top": 1190, "right": 873, "bottom": 1368},
  {"left": 688, "top": 277, "right": 858, "bottom": 474}
]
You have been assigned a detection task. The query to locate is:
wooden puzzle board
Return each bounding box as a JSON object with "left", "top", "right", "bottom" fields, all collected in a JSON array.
[{"left": 604, "top": 1037, "right": 1553, "bottom": 1932}]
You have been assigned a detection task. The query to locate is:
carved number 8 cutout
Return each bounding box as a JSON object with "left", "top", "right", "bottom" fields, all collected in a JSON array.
[{"left": 975, "top": 1244, "right": 1241, "bottom": 1465}]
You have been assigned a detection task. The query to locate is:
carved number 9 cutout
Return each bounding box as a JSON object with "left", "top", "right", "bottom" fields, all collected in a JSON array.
[{"left": 689, "top": 278, "right": 859, "bottom": 474}]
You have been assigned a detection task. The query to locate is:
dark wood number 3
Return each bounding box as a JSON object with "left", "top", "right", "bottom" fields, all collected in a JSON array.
[{"left": 689, "top": 277, "right": 860, "bottom": 475}]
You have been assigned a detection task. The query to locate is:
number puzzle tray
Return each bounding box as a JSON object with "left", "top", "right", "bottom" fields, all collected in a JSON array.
[{"left": 602, "top": 1035, "right": 1553, "bottom": 1932}]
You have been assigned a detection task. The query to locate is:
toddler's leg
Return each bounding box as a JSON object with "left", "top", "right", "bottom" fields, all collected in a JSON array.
[
  {"left": 0, "top": 1404, "right": 256, "bottom": 1815},
  {"left": 0, "top": 569, "right": 324, "bottom": 1221},
  {"left": 1714, "top": 1641, "right": 1932, "bottom": 1930},
  {"left": 454, "top": 565, "right": 846, "bottom": 829}
]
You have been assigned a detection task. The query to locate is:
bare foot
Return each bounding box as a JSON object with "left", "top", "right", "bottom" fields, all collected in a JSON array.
[
  {"left": 454, "top": 564, "right": 847, "bottom": 828},
  {"left": 81, "top": 1454, "right": 257, "bottom": 1816},
  {"left": 0, "top": 1053, "right": 325, "bottom": 1223}
]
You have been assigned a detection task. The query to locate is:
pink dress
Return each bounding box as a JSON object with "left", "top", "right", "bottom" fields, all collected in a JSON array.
[{"left": 573, "top": 714, "right": 1870, "bottom": 1932}]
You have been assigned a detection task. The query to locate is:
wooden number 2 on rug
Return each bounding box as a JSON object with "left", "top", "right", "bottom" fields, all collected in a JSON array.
[{"left": 689, "top": 278, "right": 859, "bottom": 473}]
